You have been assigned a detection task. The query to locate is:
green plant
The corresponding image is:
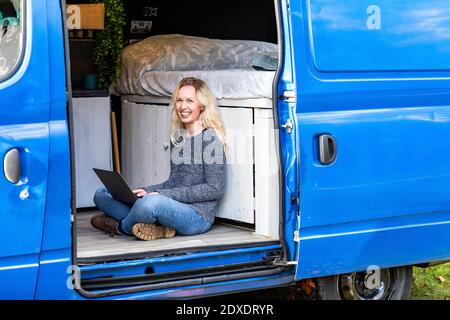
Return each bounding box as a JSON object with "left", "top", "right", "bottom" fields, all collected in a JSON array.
[{"left": 91, "top": 0, "right": 126, "bottom": 89}]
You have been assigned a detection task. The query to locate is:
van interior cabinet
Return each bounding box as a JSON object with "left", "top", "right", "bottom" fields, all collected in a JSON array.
[
  {"left": 121, "top": 96, "right": 279, "bottom": 238},
  {"left": 72, "top": 92, "right": 113, "bottom": 208},
  {"left": 121, "top": 101, "right": 172, "bottom": 189},
  {"left": 212, "top": 107, "right": 254, "bottom": 224}
]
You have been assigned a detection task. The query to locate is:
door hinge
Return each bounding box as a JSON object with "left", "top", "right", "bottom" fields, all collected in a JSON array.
[
  {"left": 280, "top": 90, "right": 296, "bottom": 103},
  {"left": 281, "top": 118, "right": 293, "bottom": 134}
]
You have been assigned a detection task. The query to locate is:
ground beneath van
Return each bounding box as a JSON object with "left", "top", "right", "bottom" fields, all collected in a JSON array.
[{"left": 76, "top": 210, "right": 276, "bottom": 262}]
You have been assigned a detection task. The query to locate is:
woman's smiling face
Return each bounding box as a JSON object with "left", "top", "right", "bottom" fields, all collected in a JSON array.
[{"left": 176, "top": 85, "right": 203, "bottom": 127}]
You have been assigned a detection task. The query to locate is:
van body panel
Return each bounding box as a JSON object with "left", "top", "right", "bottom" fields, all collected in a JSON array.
[
  {"left": 34, "top": 249, "right": 73, "bottom": 299},
  {"left": 298, "top": 211, "right": 450, "bottom": 278},
  {"left": 34, "top": 0, "right": 73, "bottom": 299},
  {"left": 40, "top": 0, "right": 72, "bottom": 253},
  {"left": 290, "top": 0, "right": 450, "bottom": 279},
  {"left": 308, "top": 0, "right": 450, "bottom": 72},
  {"left": 0, "top": 255, "right": 38, "bottom": 299},
  {"left": 0, "top": 0, "right": 52, "bottom": 298}
]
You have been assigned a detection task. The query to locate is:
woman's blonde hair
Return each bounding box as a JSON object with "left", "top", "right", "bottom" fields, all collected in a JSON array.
[{"left": 170, "top": 77, "right": 228, "bottom": 151}]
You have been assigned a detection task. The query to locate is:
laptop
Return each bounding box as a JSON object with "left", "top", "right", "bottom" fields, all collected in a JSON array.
[{"left": 93, "top": 168, "right": 138, "bottom": 204}]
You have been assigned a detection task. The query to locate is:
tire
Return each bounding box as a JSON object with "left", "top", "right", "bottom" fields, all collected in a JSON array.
[{"left": 315, "top": 266, "right": 413, "bottom": 300}]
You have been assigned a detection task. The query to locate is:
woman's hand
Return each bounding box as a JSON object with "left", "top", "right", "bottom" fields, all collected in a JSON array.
[
  {"left": 132, "top": 189, "right": 148, "bottom": 198},
  {"left": 132, "top": 189, "right": 159, "bottom": 198}
]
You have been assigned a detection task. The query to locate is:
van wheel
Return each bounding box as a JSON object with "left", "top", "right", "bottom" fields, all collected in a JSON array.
[{"left": 316, "top": 266, "right": 413, "bottom": 300}]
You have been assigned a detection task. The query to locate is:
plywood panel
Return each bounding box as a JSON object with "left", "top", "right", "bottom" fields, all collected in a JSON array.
[
  {"left": 218, "top": 107, "right": 254, "bottom": 223},
  {"left": 254, "top": 108, "right": 280, "bottom": 239},
  {"left": 72, "top": 96, "right": 112, "bottom": 208}
]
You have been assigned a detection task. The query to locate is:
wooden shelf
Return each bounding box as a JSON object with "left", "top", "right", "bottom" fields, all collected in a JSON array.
[{"left": 69, "top": 38, "right": 95, "bottom": 42}]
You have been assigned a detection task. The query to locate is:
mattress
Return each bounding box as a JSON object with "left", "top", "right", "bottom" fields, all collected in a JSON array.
[
  {"left": 114, "top": 69, "right": 276, "bottom": 100},
  {"left": 113, "top": 34, "right": 277, "bottom": 99}
]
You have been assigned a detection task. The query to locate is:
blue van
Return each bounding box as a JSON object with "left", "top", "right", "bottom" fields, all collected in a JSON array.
[{"left": 0, "top": 0, "right": 449, "bottom": 300}]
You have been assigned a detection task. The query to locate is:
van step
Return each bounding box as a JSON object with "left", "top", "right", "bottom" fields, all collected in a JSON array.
[
  {"left": 80, "top": 265, "right": 288, "bottom": 298},
  {"left": 81, "top": 260, "right": 283, "bottom": 291}
]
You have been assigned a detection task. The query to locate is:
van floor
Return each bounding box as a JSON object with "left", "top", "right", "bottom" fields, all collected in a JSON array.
[{"left": 76, "top": 210, "right": 276, "bottom": 261}]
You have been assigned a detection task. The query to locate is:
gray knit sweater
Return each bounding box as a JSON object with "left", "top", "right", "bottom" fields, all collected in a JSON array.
[{"left": 143, "top": 128, "right": 227, "bottom": 224}]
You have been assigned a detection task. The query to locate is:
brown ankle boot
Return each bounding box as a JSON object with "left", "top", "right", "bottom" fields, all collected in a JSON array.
[
  {"left": 90, "top": 214, "right": 122, "bottom": 236},
  {"left": 132, "top": 223, "right": 176, "bottom": 241}
]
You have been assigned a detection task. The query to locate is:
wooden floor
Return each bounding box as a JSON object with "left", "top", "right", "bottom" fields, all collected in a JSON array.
[{"left": 76, "top": 210, "right": 276, "bottom": 261}]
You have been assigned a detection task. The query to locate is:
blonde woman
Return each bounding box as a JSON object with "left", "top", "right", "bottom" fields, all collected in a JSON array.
[{"left": 91, "top": 77, "right": 227, "bottom": 240}]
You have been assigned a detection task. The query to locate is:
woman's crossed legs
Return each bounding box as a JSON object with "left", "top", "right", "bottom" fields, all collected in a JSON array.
[{"left": 93, "top": 187, "right": 212, "bottom": 237}]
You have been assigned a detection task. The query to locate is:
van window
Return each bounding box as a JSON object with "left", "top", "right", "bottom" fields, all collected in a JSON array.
[
  {"left": 0, "top": 0, "right": 23, "bottom": 81},
  {"left": 308, "top": 0, "right": 450, "bottom": 72}
]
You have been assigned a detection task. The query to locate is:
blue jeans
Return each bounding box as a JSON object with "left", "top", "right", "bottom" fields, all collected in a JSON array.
[{"left": 93, "top": 187, "right": 212, "bottom": 236}]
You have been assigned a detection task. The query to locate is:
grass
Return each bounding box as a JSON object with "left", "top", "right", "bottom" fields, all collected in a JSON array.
[{"left": 410, "top": 262, "right": 450, "bottom": 300}]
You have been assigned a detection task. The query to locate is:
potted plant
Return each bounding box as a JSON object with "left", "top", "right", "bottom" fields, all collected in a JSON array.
[{"left": 91, "top": 0, "right": 126, "bottom": 90}]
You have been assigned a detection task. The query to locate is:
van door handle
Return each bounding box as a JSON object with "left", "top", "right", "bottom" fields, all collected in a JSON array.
[
  {"left": 318, "top": 134, "right": 337, "bottom": 165},
  {"left": 4, "top": 148, "right": 20, "bottom": 183}
]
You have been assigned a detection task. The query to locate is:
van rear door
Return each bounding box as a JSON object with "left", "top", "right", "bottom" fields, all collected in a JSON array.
[
  {"left": 288, "top": 0, "right": 450, "bottom": 279},
  {"left": 0, "top": 0, "right": 51, "bottom": 298}
]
